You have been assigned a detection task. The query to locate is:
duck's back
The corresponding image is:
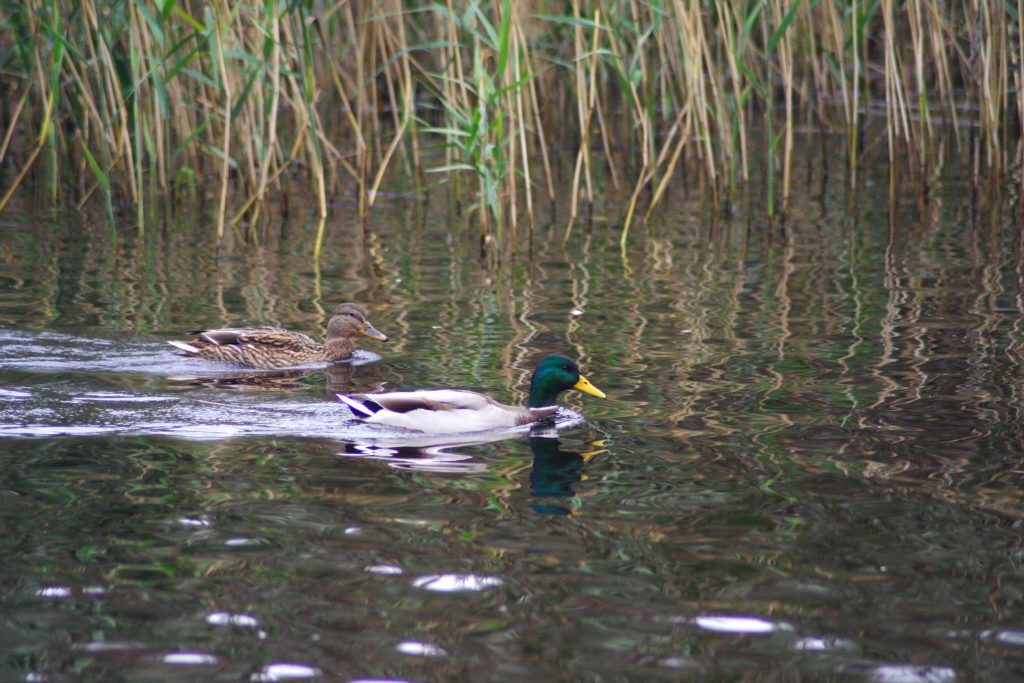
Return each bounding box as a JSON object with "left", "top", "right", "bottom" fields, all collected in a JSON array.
[{"left": 175, "top": 327, "right": 326, "bottom": 367}]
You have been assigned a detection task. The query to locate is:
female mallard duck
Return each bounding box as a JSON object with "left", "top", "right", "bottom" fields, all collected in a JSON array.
[
  {"left": 337, "top": 354, "right": 605, "bottom": 434},
  {"left": 168, "top": 302, "right": 387, "bottom": 369}
]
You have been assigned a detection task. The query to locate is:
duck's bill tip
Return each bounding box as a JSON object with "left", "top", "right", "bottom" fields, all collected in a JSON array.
[
  {"left": 573, "top": 375, "right": 606, "bottom": 399},
  {"left": 360, "top": 324, "right": 388, "bottom": 342}
]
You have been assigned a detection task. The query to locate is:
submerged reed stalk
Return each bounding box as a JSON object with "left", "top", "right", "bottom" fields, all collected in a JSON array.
[{"left": 0, "top": 0, "right": 1019, "bottom": 240}]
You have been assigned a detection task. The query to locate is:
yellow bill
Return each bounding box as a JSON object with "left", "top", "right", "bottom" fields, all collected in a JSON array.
[{"left": 573, "top": 374, "right": 606, "bottom": 399}]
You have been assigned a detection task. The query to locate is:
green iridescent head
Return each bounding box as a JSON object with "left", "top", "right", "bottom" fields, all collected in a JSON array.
[{"left": 527, "top": 354, "right": 606, "bottom": 408}]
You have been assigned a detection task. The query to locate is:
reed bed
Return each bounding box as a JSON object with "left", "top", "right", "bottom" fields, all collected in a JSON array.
[{"left": 0, "top": 0, "right": 1020, "bottom": 245}]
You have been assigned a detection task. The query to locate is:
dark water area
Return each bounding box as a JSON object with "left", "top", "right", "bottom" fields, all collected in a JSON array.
[{"left": 3, "top": 141, "right": 1024, "bottom": 681}]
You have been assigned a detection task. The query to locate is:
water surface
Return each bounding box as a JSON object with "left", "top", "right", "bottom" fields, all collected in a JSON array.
[{"left": 2, "top": 144, "right": 1024, "bottom": 680}]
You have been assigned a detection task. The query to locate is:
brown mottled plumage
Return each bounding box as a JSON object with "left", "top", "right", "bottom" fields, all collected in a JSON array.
[{"left": 168, "top": 303, "right": 387, "bottom": 368}]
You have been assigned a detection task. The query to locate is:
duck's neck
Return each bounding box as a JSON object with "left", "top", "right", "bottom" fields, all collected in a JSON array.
[
  {"left": 325, "top": 337, "right": 355, "bottom": 354},
  {"left": 528, "top": 375, "right": 562, "bottom": 408},
  {"left": 325, "top": 318, "right": 352, "bottom": 341}
]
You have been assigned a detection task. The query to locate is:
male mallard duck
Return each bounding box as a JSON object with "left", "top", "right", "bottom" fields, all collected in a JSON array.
[
  {"left": 337, "top": 354, "right": 605, "bottom": 434},
  {"left": 168, "top": 302, "right": 387, "bottom": 369}
]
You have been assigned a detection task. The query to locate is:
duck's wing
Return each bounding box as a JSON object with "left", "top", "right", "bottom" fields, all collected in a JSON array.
[
  {"left": 196, "top": 327, "right": 316, "bottom": 348},
  {"left": 358, "top": 390, "right": 500, "bottom": 413},
  {"left": 191, "top": 327, "right": 317, "bottom": 356}
]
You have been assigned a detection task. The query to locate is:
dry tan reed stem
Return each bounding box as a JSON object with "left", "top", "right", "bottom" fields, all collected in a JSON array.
[
  {"left": 443, "top": 0, "right": 467, "bottom": 199},
  {"left": 523, "top": 38, "right": 555, "bottom": 201},
  {"left": 256, "top": 13, "right": 282, "bottom": 207},
  {"left": 90, "top": 1, "right": 136, "bottom": 204},
  {"left": 590, "top": 25, "right": 618, "bottom": 190},
  {"left": 309, "top": 116, "right": 328, "bottom": 222},
  {"left": 231, "top": 12, "right": 283, "bottom": 227},
  {"left": 130, "top": 2, "right": 167, "bottom": 192},
  {"left": 0, "top": 88, "right": 54, "bottom": 214},
  {"left": 368, "top": 2, "right": 412, "bottom": 208},
  {"left": 0, "top": 86, "right": 29, "bottom": 165},
  {"left": 566, "top": 3, "right": 586, "bottom": 236},
  {"left": 851, "top": 2, "right": 862, "bottom": 182},
  {"left": 583, "top": 8, "right": 600, "bottom": 199},
  {"left": 980, "top": 1, "right": 1007, "bottom": 169},
  {"left": 325, "top": 55, "right": 367, "bottom": 185},
  {"left": 1019, "top": 0, "right": 1024, "bottom": 176},
  {"left": 908, "top": 0, "right": 928, "bottom": 158},
  {"left": 214, "top": 13, "right": 232, "bottom": 237},
  {"left": 512, "top": 28, "right": 534, "bottom": 226},
  {"left": 716, "top": 0, "right": 748, "bottom": 181},
  {"left": 674, "top": 0, "right": 717, "bottom": 189},
  {"left": 772, "top": 0, "right": 794, "bottom": 212},
  {"left": 565, "top": 6, "right": 602, "bottom": 239},
  {"left": 644, "top": 106, "right": 692, "bottom": 222},
  {"left": 882, "top": 0, "right": 908, "bottom": 166},
  {"left": 350, "top": 2, "right": 370, "bottom": 213},
  {"left": 930, "top": 9, "right": 957, "bottom": 147},
  {"left": 593, "top": 96, "right": 619, "bottom": 192}
]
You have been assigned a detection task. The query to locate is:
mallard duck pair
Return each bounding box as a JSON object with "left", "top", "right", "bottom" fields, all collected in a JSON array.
[
  {"left": 171, "top": 304, "right": 604, "bottom": 433},
  {"left": 169, "top": 303, "right": 387, "bottom": 369}
]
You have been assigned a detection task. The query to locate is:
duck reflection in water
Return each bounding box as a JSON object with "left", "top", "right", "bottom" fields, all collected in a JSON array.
[
  {"left": 334, "top": 426, "right": 606, "bottom": 488},
  {"left": 529, "top": 430, "right": 606, "bottom": 516},
  {"left": 168, "top": 366, "right": 317, "bottom": 391},
  {"left": 336, "top": 438, "right": 491, "bottom": 474}
]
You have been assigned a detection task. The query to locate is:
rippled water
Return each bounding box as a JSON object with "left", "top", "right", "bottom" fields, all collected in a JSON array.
[{"left": 3, "top": 147, "right": 1024, "bottom": 680}]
